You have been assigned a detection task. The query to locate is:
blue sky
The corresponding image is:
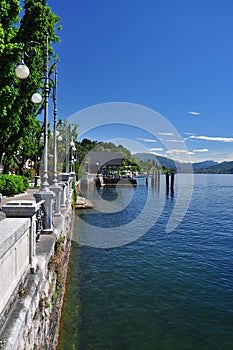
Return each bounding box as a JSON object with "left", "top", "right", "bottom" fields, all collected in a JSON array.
[{"left": 46, "top": 0, "right": 233, "bottom": 162}]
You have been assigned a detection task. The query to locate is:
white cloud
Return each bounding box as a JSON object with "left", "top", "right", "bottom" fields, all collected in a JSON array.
[
  {"left": 167, "top": 139, "right": 184, "bottom": 143},
  {"left": 187, "top": 111, "right": 200, "bottom": 116},
  {"left": 192, "top": 148, "right": 209, "bottom": 153},
  {"left": 189, "top": 135, "right": 233, "bottom": 143},
  {"left": 136, "top": 137, "right": 157, "bottom": 143},
  {"left": 150, "top": 148, "right": 164, "bottom": 152},
  {"left": 166, "top": 149, "right": 194, "bottom": 155},
  {"left": 157, "top": 132, "right": 174, "bottom": 136}
]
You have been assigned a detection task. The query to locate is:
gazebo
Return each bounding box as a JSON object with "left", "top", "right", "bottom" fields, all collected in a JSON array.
[
  {"left": 88, "top": 151, "right": 123, "bottom": 175},
  {"left": 87, "top": 151, "right": 137, "bottom": 186}
]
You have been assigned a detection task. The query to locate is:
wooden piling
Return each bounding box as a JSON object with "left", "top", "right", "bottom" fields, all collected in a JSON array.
[
  {"left": 151, "top": 171, "right": 155, "bottom": 187},
  {"left": 166, "top": 172, "right": 170, "bottom": 193},
  {"left": 157, "top": 169, "right": 160, "bottom": 191},
  {"left": 170, "top": 171, "right": 174, "bottom": 194}
]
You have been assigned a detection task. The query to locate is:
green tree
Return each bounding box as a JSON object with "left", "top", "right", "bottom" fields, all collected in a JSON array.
[
  {"left": 0, "top": 0, "right": 61, "bottom": 173},
  {"left": 0, "top": 0, "right": 22, "bottom": 171},
  {"left": 56, "top": 119, "right": 79, "bottom": 173}
]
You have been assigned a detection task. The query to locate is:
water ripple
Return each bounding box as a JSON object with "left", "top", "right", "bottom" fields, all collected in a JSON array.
[{"left": 59, "top": 175, "right": 233, "bottom": 350}]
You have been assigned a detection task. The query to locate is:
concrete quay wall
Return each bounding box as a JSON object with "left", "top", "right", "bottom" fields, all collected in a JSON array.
[
  {"left": 0, "top": 218, "right": 31, "bottom": 321},
  {"left": 0, "top": 191, "right": 74, "bottom": 349}
]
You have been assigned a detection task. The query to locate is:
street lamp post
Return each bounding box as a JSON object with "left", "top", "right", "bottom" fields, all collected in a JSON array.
[
  {"left": 65, "top": 125, "right": 70, "bottom": 173},
  {"left": 15, "top": 32, "right": 50, "bottom": 190},
  {"left": 16, "top": 31, "right": 54, "bottom": 232},
  {"left": 42, "top": 31, "right": 50, "bottom": 190},
  {"left": 73, "top": 145, "right": 77, "bottom": 173},
  {"left": 70, "top": 138, "right": 75, "bottom": 173},
  {"left": 53, "top": 69, "right": 58, "bottom": 185},
  {"left": 49, "top": 68, "right": 62, "bottom": 216}
]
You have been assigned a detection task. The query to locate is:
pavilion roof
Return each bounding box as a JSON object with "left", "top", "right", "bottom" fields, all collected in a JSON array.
[{"left": 88, "top": 151, "right": 123, "bottom": 167}]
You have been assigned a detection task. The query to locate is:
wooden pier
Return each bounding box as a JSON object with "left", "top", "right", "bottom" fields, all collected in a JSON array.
[{"left": 99, "top": 176, "right": 137, "bottom": 187}]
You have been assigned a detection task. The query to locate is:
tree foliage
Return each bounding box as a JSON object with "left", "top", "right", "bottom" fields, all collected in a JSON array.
[
  {"left": 73, "top": 139, "right": 142, "bottom": 175},
  {"left": 0, "top": 0, "right": 21, "bottom": 170},
  {"left": 0, "top": 0, "right": 61, "bottom": 174},
  {"left": 55, "top": 119, "right": 79, "bottom": 173}
]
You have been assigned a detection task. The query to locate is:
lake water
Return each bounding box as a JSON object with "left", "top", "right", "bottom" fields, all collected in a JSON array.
[{"left": 58, "top": 174, "right": 233, "bottom": 350}]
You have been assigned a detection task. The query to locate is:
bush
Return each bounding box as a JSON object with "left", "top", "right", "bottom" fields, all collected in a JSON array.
[
  {"left": 21, "top": 176, "right": 29, "bottom": 191},
  {"left": 72, "top": 178, "right": 78, "bottom": 205},
  {"left": 0, "top": 175, "right": 29, "bottom": 196},
  {"left": 23, "top": 168, "right": 35, "bottom": 179}
]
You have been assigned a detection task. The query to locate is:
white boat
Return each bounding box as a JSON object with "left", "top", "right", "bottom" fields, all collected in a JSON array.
[{"left": 134, "top": 172, "right": 146, "bottom": 178}]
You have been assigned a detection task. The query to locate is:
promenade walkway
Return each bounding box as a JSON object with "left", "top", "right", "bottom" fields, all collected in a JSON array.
[
  {"left": 0, "top": 184, "right": 73, "bottom": 349},
  {"left": 0, "top": 187, "right": 36, "bottom": 221}
]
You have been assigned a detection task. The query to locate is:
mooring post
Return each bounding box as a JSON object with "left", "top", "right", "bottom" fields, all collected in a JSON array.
[
  {"left": 170, "top": 171, "right": 175, "bottom": 195},
  {"left": 166, "top": 172, "right": 170, "bottom": 194},
  {"left": 157, "top": 169, "right": 160, "bottom": 191},
  {"left": 151, "top": 171, "right": 155, "bottom": 187}
]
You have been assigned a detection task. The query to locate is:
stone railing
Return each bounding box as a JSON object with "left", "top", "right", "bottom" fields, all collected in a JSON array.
[
  {"left": 0, "top": 218, "right": 30, "bottom": 319},
  {"left": 0, "top": 200, "right": 44, "bottom": 320},
  {"left": 0, "top": 173, "right": 74, "bottom": 341}
]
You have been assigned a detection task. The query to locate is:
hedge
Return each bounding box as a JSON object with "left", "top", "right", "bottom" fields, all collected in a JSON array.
[{"left": 0, "top": 175, "right": 29, "bottom": 196}]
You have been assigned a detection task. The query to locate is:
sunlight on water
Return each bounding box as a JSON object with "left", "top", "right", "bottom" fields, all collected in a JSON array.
[{"left": 59, "top": 174, "right": 233, "bottom": 350}]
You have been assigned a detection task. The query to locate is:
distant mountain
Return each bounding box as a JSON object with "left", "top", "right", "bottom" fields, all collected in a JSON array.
[
  {"left": 194, "top": 161, "right": 233, "bottom": 174},
  {"left": 134, "top": 153, "right": 233, "bottom": 174},
  {"left": 192, "top": 160, "right": 218, "bottom": 170},
  {"left": 134, "top": 153, "right": 193, "bottom": 173},
  {"left": 133, "top": 153, "right": 177, "bottom": 170}
]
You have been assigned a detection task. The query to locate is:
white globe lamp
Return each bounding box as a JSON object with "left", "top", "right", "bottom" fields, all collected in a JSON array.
[
  {"left": 15, "top": 63, "right": 30, "bottom": 79},
  {"left": 31, "top": 92, "right": 42, "bottom": 104}
]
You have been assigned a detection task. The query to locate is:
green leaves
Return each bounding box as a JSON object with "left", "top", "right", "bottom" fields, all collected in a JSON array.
[
  {"left": 0, "top": 174, "right": 29, "bottom": 195},
  {"left": 0, "top": 0, "right": 61, "bottom": 173}
]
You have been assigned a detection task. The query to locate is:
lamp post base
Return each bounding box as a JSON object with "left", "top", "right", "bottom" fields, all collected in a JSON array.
[
  {"left": 33, "top": 190, "right": 55, "bottom": 233},
  {"left": 50, "top": 184, "right": 62, "bottom": 216}
]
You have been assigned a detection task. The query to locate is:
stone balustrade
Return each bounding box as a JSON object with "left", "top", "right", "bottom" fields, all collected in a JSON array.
[
  {"left": 0, "top": 218, "right": 31, "bottom": 318},
  {"left": 0, "top": 200, "right": 45, "bottom": 320},
  {"left": 0, "top": 172, "right": 74, "bottom": 335},
  {"left": 0, "top": 177, "right": 74, "bottom": 349}
]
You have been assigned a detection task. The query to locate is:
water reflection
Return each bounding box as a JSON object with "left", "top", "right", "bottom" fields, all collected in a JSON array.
[{"left": 97, "top": 186, "right": 118, "bottom": 201}]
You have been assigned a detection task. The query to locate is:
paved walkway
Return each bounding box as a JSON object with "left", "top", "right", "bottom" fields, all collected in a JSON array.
[{"left": 0, "top": 187, "right": 36, "bottom": 221}]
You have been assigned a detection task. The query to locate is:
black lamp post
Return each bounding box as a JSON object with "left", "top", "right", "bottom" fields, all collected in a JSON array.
[
  {"left": 49, "top": 67, "right": 62, "bottom": 216},
  {"left": 16, "top": 31, "right": 55, "bottom": 232},
  {"left": 65, "top": 125, "right": 70, "bottom": 173},
  {"left": 70, "top": 137, "right": 75, "bottom": 173},
  {"left": 15, "top": 32, "right": 50, "bottom": 191},
  {"left": 51, "top": 68, "right": 58, "bottom": 185}
]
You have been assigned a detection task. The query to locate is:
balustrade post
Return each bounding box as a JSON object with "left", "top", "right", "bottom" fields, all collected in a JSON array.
[{"left": 2, "top": 200, "right": 45, "bottom": 273}]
